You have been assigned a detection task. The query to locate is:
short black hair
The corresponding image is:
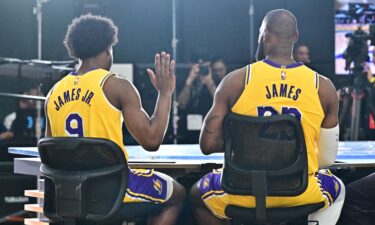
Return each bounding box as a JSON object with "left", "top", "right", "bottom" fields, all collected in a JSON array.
[
  {"left": 64, "top": 14, "right": 118, "bottom": 59},
  {"left": 211, "top": 57, "right": 225, "bottom": 65},
  {"left": 294, "top": 44, "right": 308, "bottom": 53}
]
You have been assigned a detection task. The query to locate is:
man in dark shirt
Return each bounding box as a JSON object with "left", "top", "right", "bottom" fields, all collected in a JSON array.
[{"left": 177, "top": 58, "right": 227, "bottom": 143}]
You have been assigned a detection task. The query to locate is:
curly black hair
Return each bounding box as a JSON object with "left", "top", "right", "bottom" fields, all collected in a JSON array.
[{"left": 64, "top": 14, "right": 118, "bottom": 59}]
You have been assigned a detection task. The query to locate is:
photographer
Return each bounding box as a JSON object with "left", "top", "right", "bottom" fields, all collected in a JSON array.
[
  {"left": 177, "top": 58, "right": 227, "bottom": 143},
  {"left": 178, "top": 58, "right": 227, "bottom": 110}
]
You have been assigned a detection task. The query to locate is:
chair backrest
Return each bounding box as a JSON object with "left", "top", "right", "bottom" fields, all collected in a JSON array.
[
  {"left": 38, "top": 137, "right": 128, "bottom": 222},
  {"left": 221, "top": 113, "right": 308, "bottom": 222}
]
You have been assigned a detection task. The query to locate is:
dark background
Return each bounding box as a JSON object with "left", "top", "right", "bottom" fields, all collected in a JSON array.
[
  {"left": 0, "top": 0, "right": 335, "bottom": 117},
  {"left": 0, "top": 0, "right": 334, "bottom": 65},
  {"left": 0, "top": 0, "right": 334, "bottom": 118}
]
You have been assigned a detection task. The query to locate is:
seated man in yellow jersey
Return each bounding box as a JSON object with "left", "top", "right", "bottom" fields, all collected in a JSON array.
[
  {"left": 44, "top": 14, "right": 185, "bottom": 225},
  {"left": 190, "top": 9, "right": 345, "bottom": 225}
]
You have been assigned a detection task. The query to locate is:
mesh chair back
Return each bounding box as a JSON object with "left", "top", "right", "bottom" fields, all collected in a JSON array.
[
  {"left": 38, "top": 137, "right": 128, "bottom": 222},
  {"left": 222, "top": 113, "right": 308, "bottom": 196}
]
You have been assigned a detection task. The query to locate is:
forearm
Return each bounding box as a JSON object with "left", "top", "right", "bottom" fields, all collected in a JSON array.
[
  {"left": 200, "top": 114, "right": 225, "bottom": 154},
  {"left": 317, "top": 124, "right": 339, "bottom": 168},
  {"left": 148, "top": 92, "right": 172, "bottom": 146},
  {"left": 177, "top": 85, "right": 191, "bottom": 109},
  {"left": 200, "top": 132, "right": 224, "bottom": 155}
]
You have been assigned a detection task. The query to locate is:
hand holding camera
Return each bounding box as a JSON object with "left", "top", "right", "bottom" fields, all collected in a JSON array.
[{"left": 185, "top": 64, "right": 200, "bottom": 86}]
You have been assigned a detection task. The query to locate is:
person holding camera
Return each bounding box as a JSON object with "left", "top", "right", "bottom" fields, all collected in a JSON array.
[
  {"left": 177, "top": 58, "right": 227, "bottom": 143},
  {"left": 178, "top": 63, "right": 214, "bottom": 108},
  {"left": 178, "top": 58, "right": 227, "bottom": 109}
]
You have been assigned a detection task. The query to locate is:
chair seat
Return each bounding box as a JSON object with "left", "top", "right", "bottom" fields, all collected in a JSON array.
[
  {"left": 225, "top": 202, "right": 325, "bottom": 224},
  {"left": 79, "top": 202, "right": 164, "bottom": 224}
]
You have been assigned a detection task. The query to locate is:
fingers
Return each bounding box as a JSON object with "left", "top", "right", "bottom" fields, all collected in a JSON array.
[
  {"left": 164, "top": 53, "right": 170, "bottom": 76},
  {"left": 170, "top": 60, "right": 176, "bottom": 76},
  {"left": 146, "top": 69, "right": 156, "bottom": 86},
  {"left": 155, "top": 51, "right": 174, "bottom": 77},
  {"left": 160, "top": 52, "right": 166, "bottom": 76},
  {"left": 155, "top": 53, "right": 161, "bottom": 77}
]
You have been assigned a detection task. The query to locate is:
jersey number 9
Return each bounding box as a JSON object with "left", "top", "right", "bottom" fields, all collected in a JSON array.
[{"left": 65, "top": 113, "right": 84, "bottom": 137}]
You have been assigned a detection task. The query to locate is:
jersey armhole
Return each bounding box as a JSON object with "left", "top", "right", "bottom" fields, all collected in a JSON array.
[
  {"left": 245, "top": 64, "right": 251, "bottom": 86},
  {"left": 100, "top": 72, "right": 114, "bottom": 88},
  {"left": 100, "top": 73, "right": 122, "bottom": 113},
  {"left": 315, "top": 73, "right": 319, "bottom": 90}
]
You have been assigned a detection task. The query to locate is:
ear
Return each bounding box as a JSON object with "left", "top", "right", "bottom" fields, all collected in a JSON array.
[
  {"left": 263, "top": 28, "right": 272, "bottom": 43},
  {"left": 106, "top": 47, "right": 112, "bottom": 55},
  {"left": 294, "top": 30, "right": 299, "bottom": 43}
]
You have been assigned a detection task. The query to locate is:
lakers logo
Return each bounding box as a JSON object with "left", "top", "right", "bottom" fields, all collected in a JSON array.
[
  {"left": 74, "top": 77, "right": 79, "bottom": 85},
  {"left": 153, "top": 179, "right": 163, "bottom": 195},
  {"left": 281, "top": 71, "right": 286, "bottom": 80}
]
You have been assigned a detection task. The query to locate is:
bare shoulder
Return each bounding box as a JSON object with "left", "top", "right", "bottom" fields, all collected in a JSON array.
[
  {"left": 216, "top": 66, "right": 247, "bottom": 107},
  {"left": 104, "top": 74, "right": 135, "bottom": 90},
  {"left": 103, "top": 74, "right": 139, "bottom": 110},
  {"left": 318, "top": 75, "right": 338, "bottom": 113}
]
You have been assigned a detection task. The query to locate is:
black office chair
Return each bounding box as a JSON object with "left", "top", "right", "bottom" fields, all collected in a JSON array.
[
  {"left": 38, "top": 137, "right": 163, "bottom": 225},
  {"left": 222, "top": 113, "right": 325, "bottom": 225}
]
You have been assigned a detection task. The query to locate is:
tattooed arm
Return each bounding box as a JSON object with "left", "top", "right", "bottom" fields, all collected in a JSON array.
[{"left": 199, "top": 67, "right": 246, "bottom": 155}]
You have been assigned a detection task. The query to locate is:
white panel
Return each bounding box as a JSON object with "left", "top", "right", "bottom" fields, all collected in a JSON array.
[{"left": 111, "top": 63, "right": 133, "bottom": 82}]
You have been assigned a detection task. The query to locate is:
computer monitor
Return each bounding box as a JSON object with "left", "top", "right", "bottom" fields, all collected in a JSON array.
[{"left": 335, "top": 0, "right": 375, "bottom": 75}]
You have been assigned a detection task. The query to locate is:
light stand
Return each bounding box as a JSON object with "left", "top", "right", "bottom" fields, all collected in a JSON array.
[
  {"left": 33, "top": 0, "right": 49, "bottom": 142},
  {"left": 171, "top": 0, "right": 179, "bottom": 144},
  {"left": 249, "top": 0, "right": 255, "bottom": 60}
]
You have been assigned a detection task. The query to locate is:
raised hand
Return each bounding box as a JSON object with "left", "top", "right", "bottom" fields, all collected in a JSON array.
[{"left": 147, "top": 52, "right": 176, "bottom": 96}]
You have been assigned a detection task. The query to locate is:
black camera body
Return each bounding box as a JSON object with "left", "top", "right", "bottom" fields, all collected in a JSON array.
[
  {"left": 344, "top": 25, "right": 375, "bottom": 72},
  {"left": 198, "top": 60, "right": 210, "bottom": 76},
  {"left": 344, "top": 28, "right": 370, "bottom": 71}
]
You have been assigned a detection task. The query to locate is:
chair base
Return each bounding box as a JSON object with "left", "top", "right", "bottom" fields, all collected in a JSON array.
[
  {"left": 231, "top": 220, "right": 320, "bottom": 225},
  {"left": 51, "top": 202, "right": 163, "bottom": 225},
  {"left": 225, "top": 202, "right": 325, "bottom": 225}
]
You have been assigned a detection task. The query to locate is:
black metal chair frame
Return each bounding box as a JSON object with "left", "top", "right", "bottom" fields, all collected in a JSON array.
[
  {"left": 38, "top": 137, "right": 162, "bottom": 225},
  {"left": 222, "top": 113, "right": 324, "bottom": 225}
]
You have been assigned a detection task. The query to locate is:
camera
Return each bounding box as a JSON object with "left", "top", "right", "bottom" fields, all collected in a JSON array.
[
  {"left": 344, "top": 27, "right": 370, "bottom": 71},
  {"left": 198, "top": 60, "right": 210, "bottom": 76},
  {"left": 344, "top": 25, "right": 375, "bottom": 72}
]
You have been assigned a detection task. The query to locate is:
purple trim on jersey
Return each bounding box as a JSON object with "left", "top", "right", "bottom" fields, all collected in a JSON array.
[
  {"left": 70, "top": 67, "right": 98, "bottom": 76},
  {"left": 126, "top": 169, "right": 168, "bottom": 203},
  {"left": 263, "top": 59, "right": 303, "bottom": 69}
]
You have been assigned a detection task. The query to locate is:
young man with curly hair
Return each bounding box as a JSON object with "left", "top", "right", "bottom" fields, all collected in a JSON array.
[{"left": 44, "top": 14, "right": 185, "bottom": 225}]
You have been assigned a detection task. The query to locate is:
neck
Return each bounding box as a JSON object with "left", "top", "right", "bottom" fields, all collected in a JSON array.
[
  {"left": 266, "top": 43, "right": 295, "bottom": 65},
  {"left": 266, "top": 55, "right": 295, "bottom": 65},
  {"left": 77, "top": 58, "right": 105, "bottom": 75}
]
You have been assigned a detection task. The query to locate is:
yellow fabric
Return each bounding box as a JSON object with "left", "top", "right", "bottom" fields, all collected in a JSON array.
[
  {"left": 231, "top": 60, "right": 324, "bottom": 175},
  {"left": 47, "top": 68, "right": 127, "bottom": 159},
  {"left": 202, "top": 169, "right": 337, "bottom": 219}
]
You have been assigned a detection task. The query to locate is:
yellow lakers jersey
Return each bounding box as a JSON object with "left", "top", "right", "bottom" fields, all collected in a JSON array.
[
  {"left": 47, "top": 68, "right": 127, "bottom": 159},
  {"left": 231, "top": 59, "right": 324, "bottom": 174}
]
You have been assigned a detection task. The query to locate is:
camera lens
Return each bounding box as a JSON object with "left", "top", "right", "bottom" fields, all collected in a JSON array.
[{"left": 200, "top": 65, "right": 209, "bottom": 76}]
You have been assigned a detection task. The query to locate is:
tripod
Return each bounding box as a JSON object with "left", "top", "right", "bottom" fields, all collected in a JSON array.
[
  {"left": 350, "top": 72, "right": 366, "bottom": 141},
  {"left": 340, "top": 68, "right": 375, "bottom": 140}
]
